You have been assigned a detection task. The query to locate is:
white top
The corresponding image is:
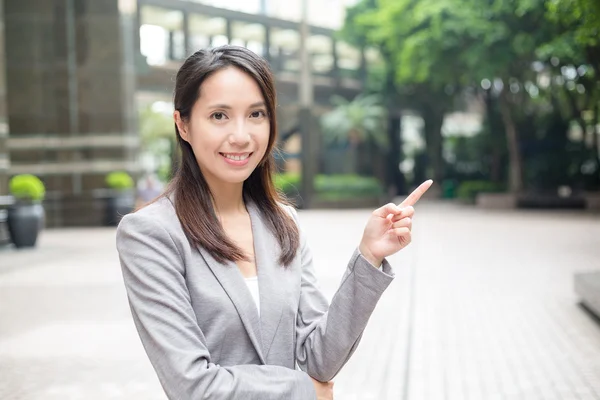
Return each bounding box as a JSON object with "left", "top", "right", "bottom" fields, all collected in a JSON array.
[
  {"left": 244, "top": 276, "right": 260, "bottom": 316},
  {"left": 243, "top": 259, "right": 380, "bottom": 317}
]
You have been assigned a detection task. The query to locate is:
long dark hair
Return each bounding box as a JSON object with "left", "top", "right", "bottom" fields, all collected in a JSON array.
[{"left": 164, "top": 45, "right": 299, "bottom": 266}]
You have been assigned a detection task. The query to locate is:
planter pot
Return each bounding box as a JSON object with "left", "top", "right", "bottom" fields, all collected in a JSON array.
[
  {"left": 7, "top": 202, "right": 45, "bottom": 248},
  {"left": 105, "top": 191, "right": 135, "bottom": 226},
  {"left": 584, "top": 192, "right": 600, "bottom": 212}
]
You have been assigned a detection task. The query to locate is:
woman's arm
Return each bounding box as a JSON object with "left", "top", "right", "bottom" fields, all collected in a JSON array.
[
  {"left": 289, "top": 208, "right": 395, "bottom": 382},
  {"left": 294, "top": 180, "right": 432, "bottom": 382},
  {"left": 117, "top": 212, "right": 316, "bottom": 400}
]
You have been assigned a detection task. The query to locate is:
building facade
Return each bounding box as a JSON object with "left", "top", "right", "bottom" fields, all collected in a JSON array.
[{"left": 0, "top": 0, "right": 381, "bottom": 225}]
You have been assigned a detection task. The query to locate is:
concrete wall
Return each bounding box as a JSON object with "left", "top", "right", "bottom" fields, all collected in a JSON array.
[{"left": 4, "top": 0, "right": 140, "bottom": 225}]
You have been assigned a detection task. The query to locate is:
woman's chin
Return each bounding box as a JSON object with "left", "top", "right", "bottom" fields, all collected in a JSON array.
[{"left": 218, "top": 171, "right": 255, "bottom": 185}]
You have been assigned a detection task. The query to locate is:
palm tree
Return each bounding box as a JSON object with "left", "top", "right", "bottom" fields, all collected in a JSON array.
[{"left": 320, "top": 93, "right": 388, "bottom": 175}]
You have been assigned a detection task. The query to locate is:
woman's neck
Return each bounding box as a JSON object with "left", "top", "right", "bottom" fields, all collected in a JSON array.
[{"left": 207, "top": 179, "right": 246, "bottom": 216}]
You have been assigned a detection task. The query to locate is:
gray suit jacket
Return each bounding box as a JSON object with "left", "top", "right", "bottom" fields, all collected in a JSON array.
[{"left": 116, "top": 197, "right": 394, "bottom": 399}]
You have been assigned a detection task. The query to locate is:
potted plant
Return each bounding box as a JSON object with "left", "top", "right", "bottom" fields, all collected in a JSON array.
[
  {"left": 7, "top": 174, "right": 46, "bottom": 248},
  {"left": 104, "top": 171, "right": 135, "bottom": 226}
]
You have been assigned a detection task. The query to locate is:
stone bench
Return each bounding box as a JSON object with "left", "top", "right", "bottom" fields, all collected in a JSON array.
[
  {"left": 477, "top": 192, "right": 595, "bottom": 210},
  {"left": 575, "top": 271, "right": 600, "bottom": 319}
]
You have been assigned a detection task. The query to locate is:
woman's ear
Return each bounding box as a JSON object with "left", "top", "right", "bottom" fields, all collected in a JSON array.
[{"left": 174, "top": 110, "right": 190, "bottom": 143}]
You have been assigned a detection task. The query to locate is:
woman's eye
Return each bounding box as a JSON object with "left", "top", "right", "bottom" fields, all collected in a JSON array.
[
  {"left": 250, "top": 110, "right": 266, "bottom": 118},
  {"left": 211, "top": 112, "right": 226, "bottom": 120}
]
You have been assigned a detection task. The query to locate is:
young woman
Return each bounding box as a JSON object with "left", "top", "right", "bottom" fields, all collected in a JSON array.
[{"left": 116, "top": 45, "right": 432, "bottom": 400}]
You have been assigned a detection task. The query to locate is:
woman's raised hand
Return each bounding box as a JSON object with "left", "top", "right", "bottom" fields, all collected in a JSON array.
[{"left": 358, "top": 180, "right": 433, "bottom": 267}]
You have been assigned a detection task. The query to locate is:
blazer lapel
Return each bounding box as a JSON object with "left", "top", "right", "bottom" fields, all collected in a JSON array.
[
  {"left": 247, "top": 202, "right": 285, "bottom": 360},
  {"left": 197, "top": 246, "right": 266, "bottom": 364}
]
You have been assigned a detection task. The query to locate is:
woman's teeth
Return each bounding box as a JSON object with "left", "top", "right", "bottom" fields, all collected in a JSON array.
[{"left": 222, "top": 153, "right": 250, "bottom": 161}]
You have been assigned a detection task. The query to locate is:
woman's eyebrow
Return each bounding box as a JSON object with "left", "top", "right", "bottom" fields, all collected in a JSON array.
[
  {"left": 207, "top": 103, "right": 232, "bottom": 110},
  {"left": 248, "top": 102, "right": 266, "bottom": 108},
  {"left": 207, "top": 102, "right": 266, "bottom": 109}
]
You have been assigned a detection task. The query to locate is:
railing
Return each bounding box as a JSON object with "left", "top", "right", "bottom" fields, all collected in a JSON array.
[{"left": 136, "top": 0, "right": 370, "bottom": 90}]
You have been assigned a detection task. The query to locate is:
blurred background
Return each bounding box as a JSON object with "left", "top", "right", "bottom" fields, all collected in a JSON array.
[
  {"left": 0, "top": 0, "right": 599, "bottom": 224},
  {"left": 0, "top": 0, "right": 599, "bottom": 399}
]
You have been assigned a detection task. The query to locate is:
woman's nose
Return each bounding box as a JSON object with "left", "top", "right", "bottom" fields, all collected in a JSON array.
[{"left": 229, "top": 121, "right": 250, "bottom": 145}]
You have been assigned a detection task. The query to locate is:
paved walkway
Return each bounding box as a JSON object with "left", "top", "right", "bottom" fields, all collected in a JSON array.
[{"left": 1, "top": 202, "right": 599, "bottom": 399}]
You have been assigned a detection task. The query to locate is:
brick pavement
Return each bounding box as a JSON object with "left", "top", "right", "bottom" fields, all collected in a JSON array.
[{"left": 0, "top": 202, "right": 599, "bottom": 399}]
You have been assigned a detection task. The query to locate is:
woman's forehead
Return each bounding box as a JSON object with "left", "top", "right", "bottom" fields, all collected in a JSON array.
[{"left": 198, "top": 67, "right": 265, "bottom": 105}]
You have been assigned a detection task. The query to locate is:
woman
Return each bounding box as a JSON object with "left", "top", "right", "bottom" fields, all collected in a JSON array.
[{"left": 116, "top": 45, "right": 432, "bottom": 400}]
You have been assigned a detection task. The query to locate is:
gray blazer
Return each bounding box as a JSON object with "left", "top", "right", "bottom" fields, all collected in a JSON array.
[{"left": 116, "top": 197, "right": 394, "bottom": 399}]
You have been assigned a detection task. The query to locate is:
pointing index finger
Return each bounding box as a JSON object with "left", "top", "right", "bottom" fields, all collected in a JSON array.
[{"left": 398, "top": 179, "right": 433, "bottom": 208}]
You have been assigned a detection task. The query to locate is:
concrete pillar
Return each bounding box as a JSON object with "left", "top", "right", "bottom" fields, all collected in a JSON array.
[
  {"left": 299, "top": 0, "right": 315, "bottom": 208},
  {"left": 4, "top": 0, "right": 140, "bottom": 226},
  {"left": 0, "top": 0, "right": 8, "bottom": 195}
]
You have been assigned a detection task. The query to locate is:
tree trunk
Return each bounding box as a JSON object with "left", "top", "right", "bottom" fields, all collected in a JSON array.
[
  {"left": 594, "top": 102, "right": 600, "bottom": 187},
  {"left": 357, "top": 140, "right": 373, "bottom": 175},
  {"left": 382, "top": 59, "right": 406, "bottom": 195},
  {"left": 385, "top": 114, "right": 406, "bottom": 195},
  {"left": 484, "top": 90, "right": 503, "bottom": 183},
  {"left": 354, "top": 142, "right": 366, "bottom": 175},
  {"left": 422, "top": 106, "right": 445, "bottom": 184},
  {"left": 560, "top": 86, "right": 594, "bottom": 186},
  {"left": 499, "top": 90, "right": 524, "bottom": 193}
]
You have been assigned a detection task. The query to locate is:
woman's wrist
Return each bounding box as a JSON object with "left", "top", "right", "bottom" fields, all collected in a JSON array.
[{"left": 358, "top": 244, "right": 383, "bottom": 269}]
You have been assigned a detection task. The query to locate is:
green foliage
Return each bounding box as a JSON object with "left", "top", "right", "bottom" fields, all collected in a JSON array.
[
  {"left": 139, "top": 103, "right": 176, "bottom": 180},
  {"left": 546, "top": 0, "right": 600, "bottom": 48},
  {"left": 106, "top": 171, "right": 134, "bottom": 191},
  {"left": 320, "top": 94, "right": 388, "bottom": 148},
  {"left": 339, "top": 0, "right": 377, "bottom": 47},
  {"left": 315, "top": 174, "right": 384, "bottom": 198},
  {"left": 444, "top": 132, "right": 501, "bottom": 181},
  {"left": 139, "top": 104, "right": 174, "bottom": 143},
  {"left": 9, "top": 174, "right": 46, "bottom": 202},
  {"left": 521, "top": 114, "right": 583, "bottom": 190},
  {"left": 345, "top": 0, "right": 566, "bottom": 99},
  {"left": 157, "top": 161, "right": 174, "bottom": 183},
  {"left": 344, "top": 0, "right": 600, "bottom": 192},
  {"left": 350, "top": 0, "right": 480, "bottom": 87},
  {"left": 273, "top": 173, "right": 301, "bottom": 195},
  {"left": 456, "top": 180, "right": 505, "bottom": 202},
  {"left": 274, "top": 173, "right": 384, "bottom": 199}
]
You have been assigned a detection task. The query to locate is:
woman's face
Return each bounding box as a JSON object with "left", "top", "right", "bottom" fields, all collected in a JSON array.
[{"left": 175, "top": 66, "right": 270, "bottom": 186}]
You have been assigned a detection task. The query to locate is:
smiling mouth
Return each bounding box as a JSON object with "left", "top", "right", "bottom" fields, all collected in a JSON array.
[{"left": 220, "top": 152, "right": 252, "bottom": 161}]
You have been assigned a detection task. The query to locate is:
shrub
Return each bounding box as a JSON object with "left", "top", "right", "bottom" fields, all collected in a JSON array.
[
  {"left": 9, "top": 174, "right": 46, "bottom": 202},
  {"left": 273, "top": 173, "right": 383, "bottom": 199},
  {"left": 456, "top": 180, "right": 504, "bottom": 202},
  {"left": 273, "top": 173, "right": 301, "bottom": 195},
  {"left": 315, "top": 174, "right": 383, "bottom": 198},
  {"left": 106, "top": 171, "right": 134, "bottom": 191}
]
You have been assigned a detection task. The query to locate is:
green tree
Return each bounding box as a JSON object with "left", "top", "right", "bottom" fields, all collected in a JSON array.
[
  {"left": 344, "top": 0, "right": 600, "bottom": 192},
  {"left": 541, "top": 0, "right": 600, "bottom": 187},
  {"left": 344, "top": 0, "right": 464, "bottom": 186},
  {"left": 470, "top": 0, "right": 555, "bottom": 192},
  {"left": 346, "top": 0, "right": 590, "bottom": 192},
  {"left": 320, "top": 94, "right": 388, "bottom": 176},
  {"left": 341, "top": 0, "right": 407, "bottom": 194}
]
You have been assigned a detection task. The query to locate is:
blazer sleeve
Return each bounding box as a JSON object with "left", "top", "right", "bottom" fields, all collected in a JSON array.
[
  {"left": 116, "top": 212, "right": 316, "bottom": 400},
  {"left": 289, "top": 207, "right": 395, "bottom": 382}
]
